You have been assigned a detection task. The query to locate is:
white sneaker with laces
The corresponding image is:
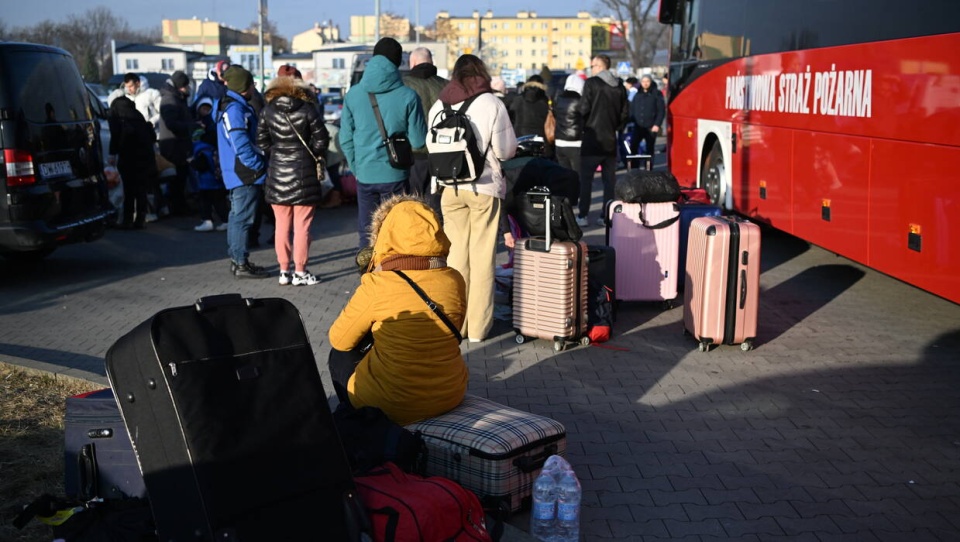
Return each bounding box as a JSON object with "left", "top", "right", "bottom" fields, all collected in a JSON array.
[
  {"left": 575, "top": 216, "right": 588, "bottom": 227},
  {"left": 278, "top": 271, "right": 292, "bottom": 286},
  {"left": 215, "top": 222, "right": 228, "bottom": 232},
  {"left": 292, "top": 271, "right": 320, "bottom": 286},
  {"left": 194, "top": 220, "right": 214, "bottom": 232}
]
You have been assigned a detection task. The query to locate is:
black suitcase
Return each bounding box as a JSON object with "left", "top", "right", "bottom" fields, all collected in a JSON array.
[
  {"left": 64, "top": 388, "right": 146, "bottom": 501},
  {"left": 105, "top": 294, "right": 365, "bottom": 542}
]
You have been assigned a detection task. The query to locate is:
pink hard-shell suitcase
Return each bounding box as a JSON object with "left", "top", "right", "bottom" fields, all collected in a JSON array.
[
  {"left": 513, "top": 190, "right": 589, "bottom": 352},
  {"left": 683, "top": 215, "right": 761, "bottom": 351},
  {"left": 604, "top": 200, "right": 680, "bottom": 307}
]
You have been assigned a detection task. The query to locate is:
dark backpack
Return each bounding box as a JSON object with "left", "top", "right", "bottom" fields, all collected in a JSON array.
[{"left": 427, "top": 94, "right": 488, "bottom": 184}]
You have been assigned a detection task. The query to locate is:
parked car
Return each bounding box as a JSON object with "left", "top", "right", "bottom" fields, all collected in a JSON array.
[
  {"left": 320, "top": 93, "right": 344, "bottom": 123},
  {"left": 0, "top": 42, "right": 114, "bottom": 261},
  {"left": 85, "top": 82, "right": 110, "bottom": 109}
]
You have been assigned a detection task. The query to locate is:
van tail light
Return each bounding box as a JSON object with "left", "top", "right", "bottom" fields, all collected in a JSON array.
[{"left": 4, "top": 149, "right": 36, "bottom": 187}]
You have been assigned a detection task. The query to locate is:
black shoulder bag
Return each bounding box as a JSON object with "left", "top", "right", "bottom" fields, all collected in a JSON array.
[
  {"left": 369, "top": 93, "right": 414, "bottom": 169},
  {"left": 394, "top": 270, "right": 463, "bottom": 343}
]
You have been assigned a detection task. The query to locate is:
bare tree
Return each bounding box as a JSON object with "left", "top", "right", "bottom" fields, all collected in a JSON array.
[
  {"left": 595, "top": 0, "right": 669, "bottom": 69},
  {"left": 247, "top": 19, "right": 290, "bottom": 54}
]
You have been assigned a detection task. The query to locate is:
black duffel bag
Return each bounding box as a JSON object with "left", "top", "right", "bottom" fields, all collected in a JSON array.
[
  {"left": 614, "top": 170, "right": 681, "bottom": 203},
  {"left": 515, "top": 188, "right": 583, "bottom": 242}
]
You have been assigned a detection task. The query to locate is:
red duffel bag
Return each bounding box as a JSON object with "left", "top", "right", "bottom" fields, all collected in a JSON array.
[{"left": 355, "top": 462, "right": 493, "bottom": 542}]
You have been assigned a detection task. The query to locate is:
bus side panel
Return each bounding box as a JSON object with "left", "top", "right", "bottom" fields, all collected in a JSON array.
[
  {"left": 791, "top": 131, "right": 871, "bottom": 264},
  {"left": 732, "top": 123, "right": 795, "bottom": 231},
  {"left": 667, "top": 116, "right": 700, "bottom": 187},
  {"left": 869, "top": 140, "right": 960, "bottom": 304}
]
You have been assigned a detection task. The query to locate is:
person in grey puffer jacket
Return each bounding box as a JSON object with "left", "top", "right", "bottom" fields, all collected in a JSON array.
[
  {"left": 578, "top": 55, "right": 629, "bottom": 225},
  {"left": 256, "top": 73, "right": 330, "bottom": 286}
]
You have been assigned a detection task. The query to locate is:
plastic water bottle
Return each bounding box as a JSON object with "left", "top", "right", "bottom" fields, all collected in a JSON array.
[
  {"left": 556, "top": 470, "right": 581, "bottom": 542},
  {"left": 531, "top": 468, "right": 558, "bottom": 541}
]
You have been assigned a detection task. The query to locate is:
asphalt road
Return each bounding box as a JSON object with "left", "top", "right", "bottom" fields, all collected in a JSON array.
[{"left": 2, "top": 162, "right": 959, "bottom": 540}]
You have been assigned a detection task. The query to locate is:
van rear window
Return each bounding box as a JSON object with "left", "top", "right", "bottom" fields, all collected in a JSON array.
[{"left": 3, "top": 51, "right": 93, "bottom": 124}]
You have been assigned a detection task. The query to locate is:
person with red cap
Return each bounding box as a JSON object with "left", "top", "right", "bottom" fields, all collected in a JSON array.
[{"left": 194, "top": 59, "right": 231, "bottom": 113}]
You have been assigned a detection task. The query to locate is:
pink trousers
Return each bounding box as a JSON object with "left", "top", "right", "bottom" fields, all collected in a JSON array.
[{"left": 272, "top": 204, "right": 315, "bottom": 273}]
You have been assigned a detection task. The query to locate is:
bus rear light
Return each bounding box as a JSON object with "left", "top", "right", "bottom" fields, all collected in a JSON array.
[
  {"left": 4, "top": 149, "right": 36, "bottom": 187},
  {"left": 908, "top": 224, "right": 922, "bottom": 252},
  {"left": 821, "top": 199, "right": 831, "bottom": 221},
  {"left": 759, "top": 180, "right": 767, "bottom": 200}
]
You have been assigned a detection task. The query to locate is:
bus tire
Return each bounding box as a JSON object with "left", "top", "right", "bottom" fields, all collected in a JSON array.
[{"left": 701, "top": 142, "right": 725, "bottom": 208}]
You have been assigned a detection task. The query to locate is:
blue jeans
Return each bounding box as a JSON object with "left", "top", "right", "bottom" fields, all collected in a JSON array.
[
  {"left": 227, "top": 183, "right": 261, "bottom": 264},
  {"left": 356, "top": 179, "right": 408, "bottom": 248}
]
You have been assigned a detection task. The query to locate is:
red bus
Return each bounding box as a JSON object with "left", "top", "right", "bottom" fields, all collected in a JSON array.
[{"left": 658, "top": 0, "right": 960, "bottom": 304}]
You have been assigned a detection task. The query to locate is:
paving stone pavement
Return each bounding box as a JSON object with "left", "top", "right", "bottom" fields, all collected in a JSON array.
[{"left": 2, "top": 168, "right": 959, "bottom": 541}]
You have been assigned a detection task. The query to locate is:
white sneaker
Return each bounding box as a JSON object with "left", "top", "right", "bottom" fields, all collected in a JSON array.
[
  {"left": 278, "top": 271, "right": 292, "bottom": 286},
  {"left": 194, "top": 220, "right": 214, "bottom": 232},
  {"left": 215, "top": 222, "right": 228, "bottom": 232},
  {"left": 575, "top": 216, "right": 588, "bottom": 227},
  {"left": 292, "top": 271, "right": 320, "bottom": 286}
]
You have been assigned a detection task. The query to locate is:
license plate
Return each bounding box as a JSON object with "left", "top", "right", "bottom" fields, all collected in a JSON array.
[{"left": 40, "top": 160, "right": 73, "bottom": 178}]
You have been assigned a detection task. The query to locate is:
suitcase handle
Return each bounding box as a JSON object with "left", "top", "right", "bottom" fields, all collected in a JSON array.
[
  {"left": 194, "top": 293, "right": 251, "bottom": 312},
  {"left": 78, "top": 443, "right": 99, "bottom": 501},
  {"left": 511, "top": 443, "right": 558, "bottom": 473}
]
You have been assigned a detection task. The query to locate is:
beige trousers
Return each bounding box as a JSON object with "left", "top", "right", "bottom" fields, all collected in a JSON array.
[{"left": 441, "top": 189, "right": 501, "bottom": 341}]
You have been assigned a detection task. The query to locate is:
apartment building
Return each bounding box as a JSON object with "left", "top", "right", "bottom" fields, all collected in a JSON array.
[
  {"left": 436, "top": 10, "right": 621, "bottom": 78},
  {"left": 350, "top": 14, "right": 412, "bottom": 43},
  {"left": 161, "top": 19, "right": 258, "bottom": 56}
]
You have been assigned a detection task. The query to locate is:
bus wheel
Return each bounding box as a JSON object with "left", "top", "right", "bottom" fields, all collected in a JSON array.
[{"left": 701, "top": 142, "right": 724, "bottom": 207}]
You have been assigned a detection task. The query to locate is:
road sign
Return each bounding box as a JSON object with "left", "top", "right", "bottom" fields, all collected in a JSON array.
[{"left": 617, "top": 61, "right": 632, "bottom": 74}]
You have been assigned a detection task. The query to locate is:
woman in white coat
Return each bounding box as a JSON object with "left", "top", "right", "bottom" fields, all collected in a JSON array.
[{"left": 428, "top": 54, "right": 518, "bottom": 342}]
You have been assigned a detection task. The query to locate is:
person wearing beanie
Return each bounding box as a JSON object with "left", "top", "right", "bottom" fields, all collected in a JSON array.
[
  {"left": 341, "top": 37, "right": 427, "bottom": 248},
  {"left": 554, "top": 73, "right": 585, "bottom": 211},
  {"left": 195, "top": 59, "right": 230, "bottom": 111},
  {"left": 157, "top": 70, "right": 195, "bottom": 216},
  {"left": 215, "top": 65, "right": 270, "bottom": 279},
  {"left": 276, "top": 64, "right": 303, "bottom": 79}
]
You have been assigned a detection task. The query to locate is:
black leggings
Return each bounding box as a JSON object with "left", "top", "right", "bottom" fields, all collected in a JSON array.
[{"left": 327, "top": 331, "right": 373, "bottom": 404}]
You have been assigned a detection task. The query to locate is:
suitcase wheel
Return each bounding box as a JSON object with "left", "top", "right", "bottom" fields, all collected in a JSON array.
[
  {"left": 553, "top": 340, "right": 565, "bottom": 352},
  {"left": 515, "top": 334, "right": 526, "bottom": 345},
  {"left": 740, "top": 341, "right": 753, "bottom": 352},
  {"left": 698, "top": 341, "right": 710, "bottom": 353},
  {"left": 579, "top": 336, "right": 591, "bottom": 347}
]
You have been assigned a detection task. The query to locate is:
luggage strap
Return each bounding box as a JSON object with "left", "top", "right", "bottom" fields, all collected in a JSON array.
[{"left": 394, "top": 270, "right": 463, "bottom": 343}]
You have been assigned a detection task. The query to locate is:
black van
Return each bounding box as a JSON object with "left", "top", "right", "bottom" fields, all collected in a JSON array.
[{"left": 0, "top": 42, "right": 114, "bottom": 260}]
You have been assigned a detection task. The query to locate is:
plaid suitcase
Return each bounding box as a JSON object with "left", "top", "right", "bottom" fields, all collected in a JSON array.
[{"left": 405, "top": 394, "right": 566, "bottom": 513}]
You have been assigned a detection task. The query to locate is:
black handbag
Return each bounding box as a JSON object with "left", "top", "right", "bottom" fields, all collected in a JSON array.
[
  {"left": 614, "top": 170, "right": 681, "bottom": 203},
  {"left": 369, "top": 93, "right": 414, "bottom": 169},
  {"left": 515, "top": 187, "right": 583, "bottom": 242}
]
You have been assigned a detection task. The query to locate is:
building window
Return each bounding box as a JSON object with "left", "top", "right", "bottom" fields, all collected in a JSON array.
[
  {"left": 458, "top": 23, "right": 464, "bottom": 29},
  {"left": 469, "top": 23, "right": 476, "bottom": 29},
  {"left": 240, "top": 54, "right": 260, "bottom": 73},
  {"left": 516, "top": 23, "right": 523, "bottom": 29},
  {"left": 469, "top": 37, "right": 476, "bottom": 45},
  {"left": 503, "top": 22, "right": 509, "bottom": 29},
  {"left": 125, "top": 58, "right": 139, "bottom": 70},
  {"left": 565, "top": 22, "right": 572, "bottom": 29},
  {"left": 492, "top": 23, "right": 498, "bottom": 29},
  {"left": 517, "top": 49, "right": 523, "bottom": 56},
  {"left": 161, "top": 58, "right": 175, "bottom": 70},
  {"left": 542, "top": 49, "right": 548, "bottom": 56},
  {"left": 516, "top": 37, "right": 523, "bottom": 43},
  {"left": 530, "top": 62, "right": 537, "bottom": 69},
  {"left": 579, "top": 23, "right": 584, "bottom": 29},
  {"left": 531, "top": 49, "right": 536, "bottom": 56},
  {"left": 542, "top": 36, "right": 548, "bottom": 43},
  {"left": 542, "top": 23, "right": 548, "bottom": 29},
  {"left": 516, "top": 62, "right": 523, "bottom": 69},
  {"left": 565, "top": 63, "right": 571, "bottom": 69},
  {"left": 502, "top": 50, "right": 508, "bottom": 57},
  {"left": 333, "top": 58, "right": 345, "bottom": 69}
]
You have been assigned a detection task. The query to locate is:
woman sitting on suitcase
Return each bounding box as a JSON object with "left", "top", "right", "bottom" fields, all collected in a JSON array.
[{"left": 328, "top": 195, "right": 468, "bottom": 425}]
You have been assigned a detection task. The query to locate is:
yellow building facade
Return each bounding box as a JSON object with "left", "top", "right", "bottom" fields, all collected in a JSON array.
[
  {"left": 437, "top": 10, "right": 616, "bottom": 76},
  {"left": 161, "top": 19, "right": 257, "bottom": 56}
]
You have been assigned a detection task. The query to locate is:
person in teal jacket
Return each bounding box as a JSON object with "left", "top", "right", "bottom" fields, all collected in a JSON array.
[{"left": 340, "top": 38, "right": 427, "bottom": 247}]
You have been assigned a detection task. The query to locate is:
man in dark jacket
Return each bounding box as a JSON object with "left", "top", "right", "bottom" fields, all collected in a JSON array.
[
  {"left": 629, "top": 74, "right": 666, "bottom": 169},
  {"left": 341, "top": 37, "right": 427, "bottom": 248},
  {"left": 158, "top": 71, "right": 196, "bottom": 216},
  {"left": 578, "top": 55, "right": 628, "bottom": 225},
  {"left": 402, "top": 46, "right": 447, "bottom": 213}
]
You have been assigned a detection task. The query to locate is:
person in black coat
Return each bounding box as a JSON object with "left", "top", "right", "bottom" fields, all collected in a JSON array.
[
  {"left": 553, "top": 74, "right": 585, "bottom": 199},
  {"left": 256, "top": 74, "right": 330, "bottom": 286},
  {"left": 108, "top": 96, "right": 157, "bottom": 229},
  {"left": 509, "top": 75, "right": 550, "bottom": 137},
  {"left": 158, "top": 71, "right": 197, "bottom": 216},
  {"left": 628, "top": 74, "right": 666, "bottom": 168}
]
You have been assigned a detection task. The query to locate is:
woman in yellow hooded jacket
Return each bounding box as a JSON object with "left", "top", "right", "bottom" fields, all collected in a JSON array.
[{"left": 328, "top": 194, "right": 468, "bottom": 425}]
